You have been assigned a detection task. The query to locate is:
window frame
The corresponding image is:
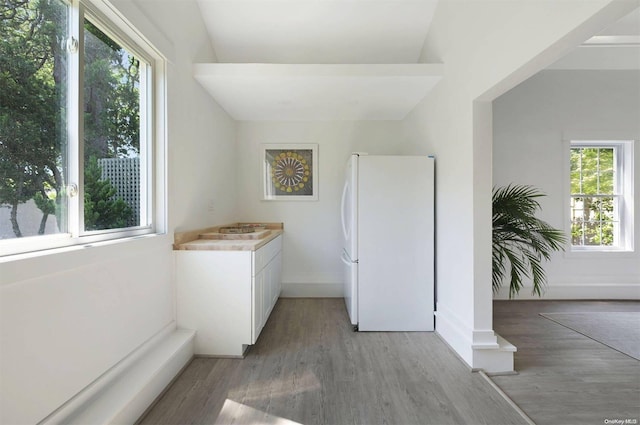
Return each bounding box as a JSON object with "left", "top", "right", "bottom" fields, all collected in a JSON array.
[
  {"left": 566, "top": 139, "right": 634, "bottom": 253},
  {"left": 0, "top": 0, "right": 166, "bottom": 258}
]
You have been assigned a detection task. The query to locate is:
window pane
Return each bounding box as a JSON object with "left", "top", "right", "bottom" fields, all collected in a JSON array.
[
  {"left": 83, "top": 19, "right": 143, "bottom": 231},
  {"left": 571, "top": 196, "right": 615, "bottom": 246},
  {"left": 571, "top": 147, "right": 615, "bottom": 196},
  {"left": 570, "top": 149, "right": 582, "bottom": 193},
  {"left": 578, "top": 148, "right": 599, "bottom": 195},
  {"left": 598, "top": 148, "right": 614, "bottom": 194},
  {"left": 0, "top": 0, "right": 69, "bottom": 240},
  {"left": 582, "top": 221, "right": 600, "bottom": 246},
  {"left": 570, "top": 197, "right": 585, "bottom": 245}
]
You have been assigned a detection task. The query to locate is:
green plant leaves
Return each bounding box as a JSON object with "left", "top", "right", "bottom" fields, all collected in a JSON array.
[{"left": 492, "top": 184, "right": 567, "bottom": 298}]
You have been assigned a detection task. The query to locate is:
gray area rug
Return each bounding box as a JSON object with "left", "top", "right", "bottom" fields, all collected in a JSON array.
[{"left": 540, "top": 312, "right": 640, "bottom": 360}]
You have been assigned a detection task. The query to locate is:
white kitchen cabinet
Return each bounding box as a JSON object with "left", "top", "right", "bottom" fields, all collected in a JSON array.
[
  {"left": 176, "top": 235, "right": 282, "bottom": 357},
  {"left": 252, "top": 250, "right": 283, "bottom": 341}
]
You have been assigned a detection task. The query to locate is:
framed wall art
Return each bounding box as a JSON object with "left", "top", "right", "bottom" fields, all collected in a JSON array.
[{"left": 262, "top": 144, "right": 318, "bottom": 201}]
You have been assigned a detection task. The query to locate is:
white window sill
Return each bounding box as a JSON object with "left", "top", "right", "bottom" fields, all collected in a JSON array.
[
  {"left": 2, "top": 232, "right": 159, "bottom": 259},
  {"left": 564, "top": 248, "right": 636, "bottom": 259}
]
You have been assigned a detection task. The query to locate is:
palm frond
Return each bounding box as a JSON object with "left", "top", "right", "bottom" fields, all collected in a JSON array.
[{"left": 492, "top": 184, "right": 567, "bottom": 298}]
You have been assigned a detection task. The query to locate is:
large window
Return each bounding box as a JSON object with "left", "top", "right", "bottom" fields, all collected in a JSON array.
[
  {"left": 569, "top": 140, "right": 634, "bottom": 251},
  {"left": 0, "top": 0, "right": 161, "bottom": 256}
]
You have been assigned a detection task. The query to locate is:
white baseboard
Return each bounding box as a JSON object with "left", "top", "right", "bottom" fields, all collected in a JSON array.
[
  {"left": 42, "top": 325, "right": 195, "bottom": 425},
  {"left": 435, "top": 304, "right": 515, "bottom": 373},
  {"left": 435, "top": 305, "right": 474, "bottom": 366},
  {"left": 472, "top": 335, "right": 516, "bottom": 374},
  {"left": 494, "top": 283, "right": 640, "bottom": 300},
  {"left": 281, "top": 282, "right": 343, "bottom": 298}
]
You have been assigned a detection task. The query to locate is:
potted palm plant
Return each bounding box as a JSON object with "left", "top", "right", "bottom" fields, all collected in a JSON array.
[{"left": 492, "top": 184, "right": 567, "bottom": 298}]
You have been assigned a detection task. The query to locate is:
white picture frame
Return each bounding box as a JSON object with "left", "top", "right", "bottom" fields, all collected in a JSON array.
[{"left": 262, "top": 144, "right": 318, "bottom": 201}]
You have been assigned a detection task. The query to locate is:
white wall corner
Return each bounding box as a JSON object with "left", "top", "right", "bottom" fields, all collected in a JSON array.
[{"left": 105, "top": 0, "right": 175, "bottom": 62}]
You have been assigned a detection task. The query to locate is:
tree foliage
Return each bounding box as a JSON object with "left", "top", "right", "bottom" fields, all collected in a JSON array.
[
  {"left": 0, "top": 0, "right": 140, "bottom": 238},
  {"left": 83, "top": 20, "right": 140, "bottom": 160},
  {"left": 0, "top": 0, "right": 66, "bottom": 236},
  {"left": 84, "top": 156, "right": 131, "bottom": 231},
  {"left": 492, "top": 185, "right": 567, "bottom": 298}
]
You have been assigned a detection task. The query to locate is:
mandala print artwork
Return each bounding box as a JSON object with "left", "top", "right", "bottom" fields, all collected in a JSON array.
[{"left": 267, "top": 149, "right": 313, "bottom": 196}]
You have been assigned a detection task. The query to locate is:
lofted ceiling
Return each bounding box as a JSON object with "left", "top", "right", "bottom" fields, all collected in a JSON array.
[
  {"left": 191, "top": 1, "right": 639, "bottom": 121},
  {"left": 193, "top": 0, "right": 442, "bottom": 121},
  {"left": 195, "top": 0, "right": 439, "bottom": 64},
  {"left": 548, "top": 7, "right": 640, "bottom": 70}
]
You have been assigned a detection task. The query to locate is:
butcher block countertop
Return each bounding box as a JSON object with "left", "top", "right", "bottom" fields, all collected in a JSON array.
[{"left": 173, "top": 223, "right": 283, "bottom": 251}]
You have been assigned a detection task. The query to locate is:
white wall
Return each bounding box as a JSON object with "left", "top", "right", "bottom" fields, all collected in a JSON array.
[
  {"left": 135, "top": 0, "right": 238, "bottom": 231},
  {"left": 0, "top": 239, "right": 175, "bottom": 425},
  {"left": 493, "top": 69, "right": 640, "bottom": 299},
  {"left": 0, "top": 1, "right": 237, "bottom": 423},
  {"left": 400, "top": 0, "right": 636, "bottom": 370},
  {"left": 235, "top": 121, "right": 405, "bottom": 297}
]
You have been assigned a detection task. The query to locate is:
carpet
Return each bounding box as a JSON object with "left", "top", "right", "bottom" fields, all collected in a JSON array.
[{"left": 539, "top": 312, "right": 640, "bottom": 360}]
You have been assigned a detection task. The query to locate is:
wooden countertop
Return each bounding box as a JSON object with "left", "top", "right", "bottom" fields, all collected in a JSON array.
[{"left": 174, "top": 223, "right": 283, "bottom": 251}]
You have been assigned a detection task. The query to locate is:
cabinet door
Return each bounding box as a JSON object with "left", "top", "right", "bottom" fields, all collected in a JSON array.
[
  {"left": 261, "top": 252, "right": 282, "bottom": 324},
  {"left": 252, "top": 271, "right": 264, "bottom": 344},
  {"left": 252, "top": 235, "right": 283, "bottom": 344},
  {"left": 271, "top": 251, "right": 282, "bottom": 306},
  {"left": 262, "top": 260, "right": 273, "bottom": 327}
]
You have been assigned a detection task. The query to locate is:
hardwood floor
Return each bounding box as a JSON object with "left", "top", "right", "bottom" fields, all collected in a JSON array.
[
  {"left": 490, "top": 300, "right": 640, "bottom": 425},
  {"left": 139, "top": 299, "right": 527, "bottom": 425}
]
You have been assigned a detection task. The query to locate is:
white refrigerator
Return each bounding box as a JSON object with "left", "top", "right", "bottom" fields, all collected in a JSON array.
[{"left": 340, "top": 153, "right": 434, "bottom": 331}]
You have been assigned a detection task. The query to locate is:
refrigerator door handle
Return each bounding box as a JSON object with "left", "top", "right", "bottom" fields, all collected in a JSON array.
[
  {"left": 341, "top": 250, "right": 353, "bottom": 265},
  {"left": 340, "top": 181, "right": 349, "bottom": 240}
]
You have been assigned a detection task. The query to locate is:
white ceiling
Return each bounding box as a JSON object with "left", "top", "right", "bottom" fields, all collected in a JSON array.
[
  {"left": 191, "top": 2, "right": 639, "bottom": 121},
  {"left": 193, "top": 63, "right": 443, "bottom": 120},
  {"left": 598, "top": 7, "right": 640, "bottom": 37},
  {"left": 193, "top": 0, "right": 443, "bottom": 121},
  {"left": 548, "top": 7, "right": 640, "bottom": 70},
  {"left": 196, "top": 0, "right": 439, "bottom": 64}
]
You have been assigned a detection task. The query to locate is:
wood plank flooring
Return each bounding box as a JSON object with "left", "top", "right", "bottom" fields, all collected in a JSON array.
[
  {"left": 138, "top": 299, "right": 527, "bottom": 425},
  {"left": 490, "top": 300, "right": 640, "bottom": 425}
]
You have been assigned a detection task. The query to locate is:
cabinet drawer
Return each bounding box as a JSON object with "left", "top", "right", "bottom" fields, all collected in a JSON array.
[{"left": 253, "top": 235, "right": 282, "bottom": 275}]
